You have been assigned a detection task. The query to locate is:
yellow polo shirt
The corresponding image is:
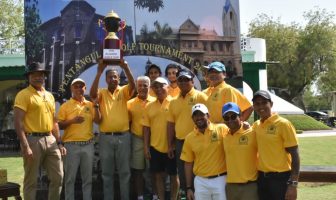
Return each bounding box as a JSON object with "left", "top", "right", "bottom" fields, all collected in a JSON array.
[
  {"left": 14, "top": 85, "right": 55, "bottom": 133},
  {"left": 167, "top": 85, "right": 180, "bottom": 98},
  {"left": 167, "top": 88, "right": 208, "bottom": 139},
  {"left": 180, "top": 123, "right": 228, "bottom": 177},
  {"left": 253, "top": 114, "right": 298, "bottom": 172},
  {"left": 57, "top": 98, "right": 95, "bottom": 142},
  {"left": 98, "top": 85, "right": 131, "bottom": 132},
  {"left": 223, "top": 126, "right": 258, "bottom": 183},
  {"left": 204, "top": 82, "right": 251, "bottom": 123},
  {"left": 142, "top": 97, "right": 171, "bottom": 153},
  {"left": 127, "top": 96, "right": 155, "bottom": 137}
]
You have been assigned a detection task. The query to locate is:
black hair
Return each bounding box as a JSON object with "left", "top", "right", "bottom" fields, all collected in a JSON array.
[
  {"left": 145, "top": 64, "right": 162, "bottom": 76},
  {"left": 164, "top": 63, "right": 181, "bottom": 77}
]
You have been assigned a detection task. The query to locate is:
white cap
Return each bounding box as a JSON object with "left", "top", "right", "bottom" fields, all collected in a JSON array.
[
  {"left": 191, "top": 103, "right": 208, "bottom": 115},
  {"left": 71, "top": 78, "right": 86, "bottom": 85},
  {"left": 152, "top": 77, "right": 168, "bottom": 85}
]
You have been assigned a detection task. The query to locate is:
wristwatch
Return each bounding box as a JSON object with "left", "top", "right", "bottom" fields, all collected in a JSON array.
[
  {"left": 94, "top": 103, "right": 99, "bottom": 108},
  {"left": 287, "top": 180, "right": 298, "bottom": 187}
]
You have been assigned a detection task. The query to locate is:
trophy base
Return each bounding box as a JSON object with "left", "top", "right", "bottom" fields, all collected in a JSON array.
[{"left": 103, "top": 59, "right": 122, "bottom": 65}]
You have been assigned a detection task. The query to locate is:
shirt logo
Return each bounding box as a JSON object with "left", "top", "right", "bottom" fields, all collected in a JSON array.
[
  {"left": 239, "top": 135, "right": 248, "bottom": 145},
  {"left": 212, "top": 93, "right": 219, "bottom": 101},
  {"left": 84, "top": 106, "right": 90, "bottom": 113},
  {"left": 188, "top": 97, "right": 195, "bottom": 105},
  {"left": 211, "top": 131, "right": 219, "bottom": 142},
  {"left": 267, "top": 125, "right": 277, "bottom": 134}
]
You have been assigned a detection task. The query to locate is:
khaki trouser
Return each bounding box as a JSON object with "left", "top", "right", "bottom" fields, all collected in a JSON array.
[{"left": 23, "top": 135, "right": 63, "bottom": 200}]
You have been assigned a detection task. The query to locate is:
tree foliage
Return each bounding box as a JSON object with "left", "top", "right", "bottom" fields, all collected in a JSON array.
[
  {"left": 0, "top": 0, "right": 24, "bottom": 40},
  {"left": 134, "top": 0, "right": 164, "bottom": 13},
  {"left": 25, "top": 0, "right": 44, "bottom": 63},
  {"left": 248, "top": 8, "right": 336, "bottom": 110}
]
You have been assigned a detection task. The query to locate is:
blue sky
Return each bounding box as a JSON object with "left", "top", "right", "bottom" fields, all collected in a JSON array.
[
  {"left": 35, "top": 0, "right": 336, "bottom": 36},
  {"left": 239, "top": 0, "right": 336, "bottom": 35}
]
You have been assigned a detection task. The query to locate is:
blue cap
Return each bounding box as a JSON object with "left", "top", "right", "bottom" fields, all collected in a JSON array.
[
  {"left": 222, "top": 102, "right": 240, "bottom": 116},
  {"left": 208, "top": 61, "right": 226, "bottom": 72}
]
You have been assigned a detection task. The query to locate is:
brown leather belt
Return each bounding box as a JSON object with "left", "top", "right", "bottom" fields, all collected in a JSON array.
[{"left": 27, "top": 132, "right": 50, "bottom": 137}]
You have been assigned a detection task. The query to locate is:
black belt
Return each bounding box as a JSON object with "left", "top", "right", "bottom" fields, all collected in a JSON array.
[
  {"left": 101, "top": 132, "right": 123, "bottom": 136},
  {"left": 206, "top": 172, "right": 227, "bottom": 179},
  {"left": 27, "top": 132, "right": 50, "bottom": 137},
  {"left": 258, "top": 171, "right": 290, "bottom": 178},
  {"left": 229, "top": 180, "right": 257, "bottom": 185},
  {"left": 64, "top": 139, "right": 93, "bottom": 145}
]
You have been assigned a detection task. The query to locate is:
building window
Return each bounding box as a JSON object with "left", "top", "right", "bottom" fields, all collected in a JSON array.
[{"left": 203, "top": 42, "right": 207, "bottom": 51}]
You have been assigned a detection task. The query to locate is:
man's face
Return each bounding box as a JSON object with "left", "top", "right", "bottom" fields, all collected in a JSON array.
[
  {"left": 137, "top": 79, "right": 149, "bottom": 100},
  {"left": 28, "top": 71, "right": 45, "bottom": 88},
  {"left": 192, "top": 111, "right": 209, "bottom": 130},
  {"left": 253, "top": 96, "right": 273, "bottom": 120},
  {"left": 177, "top": 76, "right": 193, "bottom": 94},
  {"left": 106, "top": 70, "right": 120, "bottom": 88},
  {"left": 223, "top": 111, "right": 241, "bottom": 131},
  {"left": 151, "top": 82, "right": 168, "bottom": 100},
  {"left": 71, "top": 82, "right": 85, "bottom": 98},
  {"left": 148, "top": 68, "right": 161, "bottom": 81},
  {"left": 167, "top": 68, "right": 178, "bottom": 83},
  {"left": 207, "top": 69, "right": 225, "bottom": 86}
]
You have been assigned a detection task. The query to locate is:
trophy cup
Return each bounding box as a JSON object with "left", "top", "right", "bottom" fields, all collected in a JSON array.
[{"left": 101, "top": 10, "right": 126, "bottom": 65}]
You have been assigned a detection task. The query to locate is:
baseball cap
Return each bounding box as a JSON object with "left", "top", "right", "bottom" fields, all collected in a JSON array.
[
  {"left": 252, "top": 90, "right": 272, "bottom": 102},
  {"left": 208, "top": 61, "right": 226, "bottom": 72},
  {"left": 71, "top": 78, "right": 86, "bottom": 86},
  {"left": 177, "top": 69, "right": 194, "bottom": 79},
  {"left": 222, "top": 102, "right": 240, "bottom": 116},
  {"left": 152, "top": 77, "right": 169, "bottom": 85},
  {"left": 191, "top": 103, "right": 209, "bottom": 115}
]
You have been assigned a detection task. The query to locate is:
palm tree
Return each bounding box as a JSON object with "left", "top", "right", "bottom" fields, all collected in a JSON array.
[{"left": 134, "top": 0, "right": 164, "bottom": 13}]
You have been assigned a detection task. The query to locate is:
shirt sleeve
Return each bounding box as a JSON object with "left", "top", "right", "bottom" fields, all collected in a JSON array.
[
  {"left": 180, "top": 136, "right": 195, "bottom": 162},
  {"left": 281, "top": 121, "right": 298, "bottom": 148},
  {"left": 57, "top": 103, "right": 66, "bottom": 121},
  {"left": 166, "top": 101, "right": 175, "bottom": 123},
  {"left": 142, "top": 104, "right": 150, "bottom": 127},
  {"left": 14, "top": 91, "right": 28, "bottom": 112}
]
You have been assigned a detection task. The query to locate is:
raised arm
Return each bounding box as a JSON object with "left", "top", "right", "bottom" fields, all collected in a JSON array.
[
  {"left": 120, "top": 59, "right": 135, "bottom": 97},
  {"left": 90, "top": 59, "right": 106, "bottom": 99}
]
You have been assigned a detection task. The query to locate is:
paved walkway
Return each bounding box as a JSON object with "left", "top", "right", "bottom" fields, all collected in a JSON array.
[{"left": 298, "top": 128, "right": 336, "bottom": 137}]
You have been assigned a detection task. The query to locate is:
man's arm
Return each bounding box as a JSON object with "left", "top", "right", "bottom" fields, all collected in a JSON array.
[
  {"left": 90, "top": 59, "right": 106, "bottom": 99},
  {"left": 14, "top": 107, "right": 32, "bottom": 160},
  {"left": 53, "top": 116, "right": 66, "bottom": 156},
  {"left": 285, "top": 145, "right": 300, "bottom": 200},
  {"left": 184, "top": 161, "right": 195, "bottom": 200},
  {"left": 143, "top": 126, "right": 151, "bottom": 160},
  {"left": 120, "top": 59, "right": 135, "bottom": 97},
  {"left": 167, "top": 122, "right": 176, "bottom": 159},
  {"left": 241, "top": 106, "right": 253, "bottom": 121}
]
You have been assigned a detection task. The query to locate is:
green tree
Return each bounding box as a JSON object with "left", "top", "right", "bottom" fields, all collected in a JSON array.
[
  {"left": 248, "top": 8, "right": 336, "bottom": 110},
  {"left": 134, "top": 0, "right": 164, "bottom": 13},
  {"left": 25, "top": 0, "right": 44, "bottom": 63},
  {"left": 0, "top": 0, "right": 24, "bottom": 53}
]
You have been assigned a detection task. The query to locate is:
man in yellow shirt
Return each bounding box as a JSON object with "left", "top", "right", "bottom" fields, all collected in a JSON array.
[
  {"left": 90, "top": 59, "right": 135, "bottom": 200},
  {"left": 145, "top": 64, "right": 162, "bottom": 98},
  {"left": 167, "top": 69, "right": 207, "bottom": 194},
  {"left": 204, "top": 61, "right": 253, "bottom": 123},
  {"left": 127, "top": 76, "right": 155, "bottom": 200},
  {"left": 222, "top": 102, "right": 258, "bottom": 200},
  {"left": 181, "top": 103, "right": 228, "bottom": 200},
  {"left": 165, "top": 63, "right": 181, "bottom": 98},
  {"left": 14, "top": 62, "right": 65, "bottom": 200},
  {"left": 58, "top": 78, "right": 101, "bottom": 200},
  {"left": 252, "top": 90, "right": 300, "bottom": 200},
  {"left": 143, "top": 77, "right": 179, "bottom": 200}
]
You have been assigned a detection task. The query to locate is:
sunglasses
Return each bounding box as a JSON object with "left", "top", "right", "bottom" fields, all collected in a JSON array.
[{"left": 223, "top": 113, "right": 239, "bottom": 121}]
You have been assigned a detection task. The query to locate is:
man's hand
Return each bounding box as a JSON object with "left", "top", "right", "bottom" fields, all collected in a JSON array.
[
  {"left": 285, "top": 185, "right": 297, "bottom": 200},
  {"left": 97, "top": 59, "right": 107, "bottom": 74},
  {"left": 71, "top": 116, "right": 85, "bottom": 124},
  {"left": 167, "top": 146, "right": 175, "bottom": 159},
  {"left": 22, "top": 146, "right": 33, "bottom": 161},
  {"left": 119, "top": 59, "right": 128, "bottom": 69},
  {"left": 144, "top": 146, "right": 151, "bottom": 160},
  {"left": 58, "top": 144, "right": 67, "bottom": 156},
  {"left": 187, "top": 189, "right": 195, "bottom": 200}
]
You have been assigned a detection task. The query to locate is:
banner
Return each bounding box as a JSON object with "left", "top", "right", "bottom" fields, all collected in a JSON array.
[{"left": 25, "top": 0, "right": 241, "bottom": 100}]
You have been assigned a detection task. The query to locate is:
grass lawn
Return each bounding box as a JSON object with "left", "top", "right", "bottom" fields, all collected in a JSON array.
[{"left": 0, "top": 136, "right": 335, "bottom": 199}]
